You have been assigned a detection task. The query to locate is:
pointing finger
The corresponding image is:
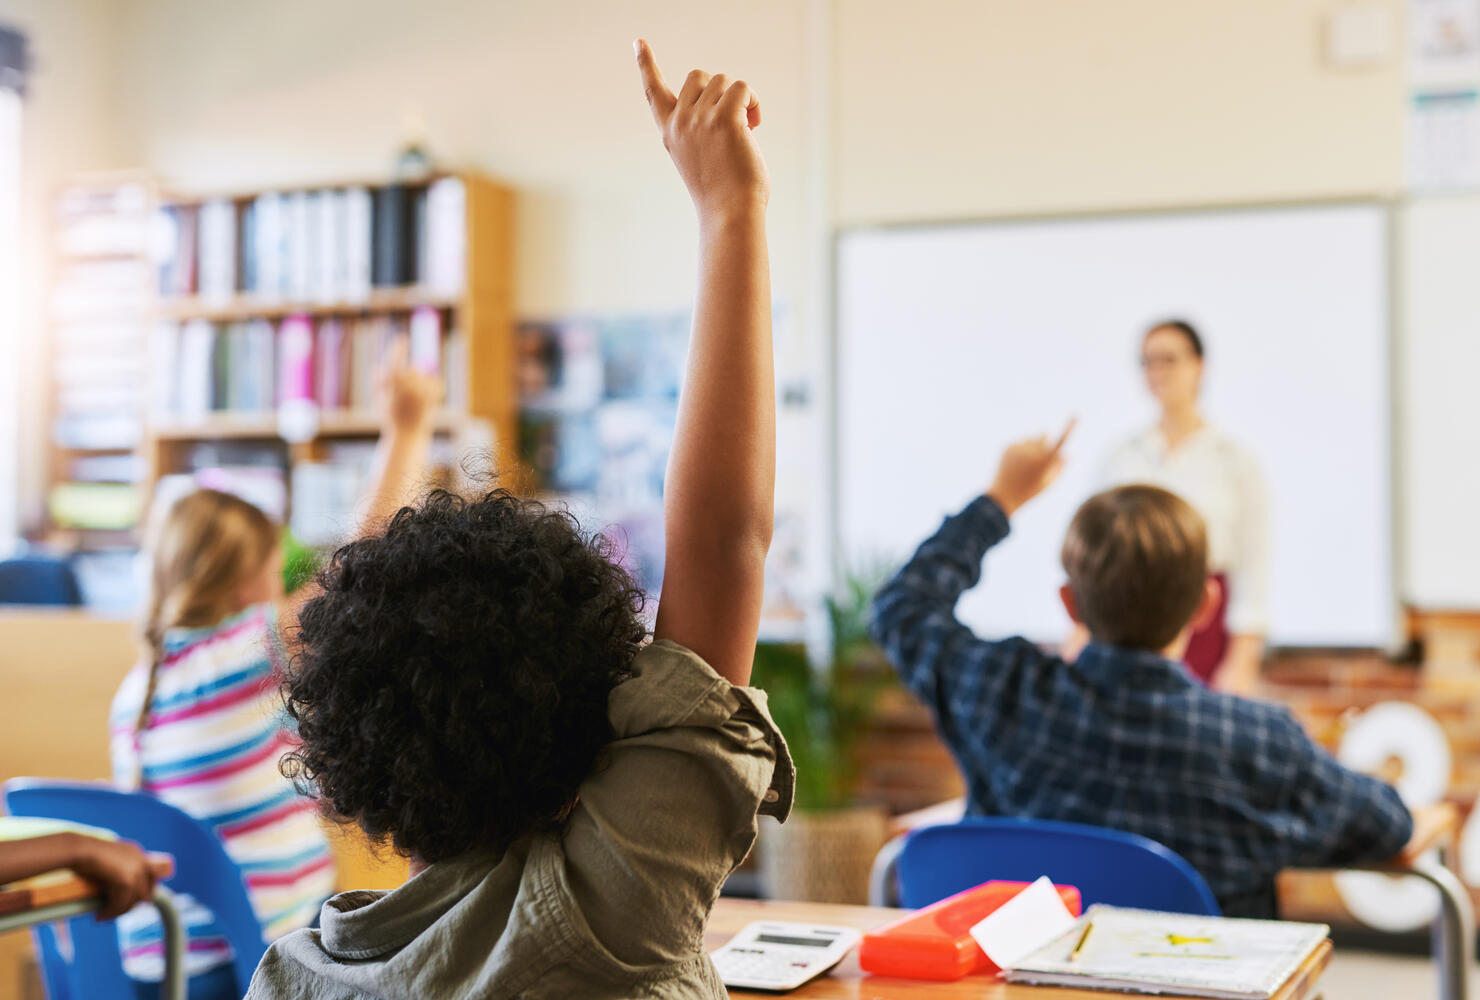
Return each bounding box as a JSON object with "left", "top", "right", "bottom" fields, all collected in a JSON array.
[{"left": 633, "top": 39, "right": 676, "bottom": 126}]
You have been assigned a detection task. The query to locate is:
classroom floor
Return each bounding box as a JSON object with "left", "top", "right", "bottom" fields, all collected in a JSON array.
[{"left": 1321, "top": 948, "right": 1450, "bottom": 997}]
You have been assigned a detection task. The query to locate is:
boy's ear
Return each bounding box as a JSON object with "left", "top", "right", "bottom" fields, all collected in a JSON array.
[
  {"left": 1059, "top": 583, "right": 1082, "bottom": 625},
  {"left": 1190, "top": 576, "right": 1223, "bottom": 631}
]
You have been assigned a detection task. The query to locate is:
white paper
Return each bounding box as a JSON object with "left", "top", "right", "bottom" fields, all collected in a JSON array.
[
  {"left": 968, "top": 876, "right": 1077, "bottom": 971},
  {"left": 1409, "top": 89, "right": 1480, "bottom": 188}
]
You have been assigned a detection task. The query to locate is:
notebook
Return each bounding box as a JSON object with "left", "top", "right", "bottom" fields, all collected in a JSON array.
[{"left": 1004, "top": 905, "right": 1329, "bottom": 1000}]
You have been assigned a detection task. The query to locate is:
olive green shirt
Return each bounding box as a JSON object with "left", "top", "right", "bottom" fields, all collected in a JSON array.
[{"left": 246, "top": 640, "right": 794, "bottom": 999}]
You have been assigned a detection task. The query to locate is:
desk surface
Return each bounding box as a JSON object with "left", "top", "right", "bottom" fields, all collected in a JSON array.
[
  {"left": 0, "top": 870, "right": 102, "bottom": 917},
  {"left": 0, "top": 856, "right": 173, "bottom": 918},
  {"left": 707, "top": 899, "right": 1332, "bottom": 1000}
]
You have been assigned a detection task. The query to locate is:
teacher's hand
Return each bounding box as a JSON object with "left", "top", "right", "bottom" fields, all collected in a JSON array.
[{"left": 986, "top": 419, "right": 1076, "bottom": 517}]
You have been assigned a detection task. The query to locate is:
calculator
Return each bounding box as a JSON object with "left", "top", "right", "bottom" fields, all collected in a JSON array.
[{"left": 711, "top": 920, "right": 862, "bottom": 991}]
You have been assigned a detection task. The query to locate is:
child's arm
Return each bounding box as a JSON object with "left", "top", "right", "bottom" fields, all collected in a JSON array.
[
  {"left": 0, "top": 834, "right": 170, "bottom": 920},
  {"left": 637, "top": 39, "right": 774, "bottom": 686},
  {"left": 1275, "top": 713, "right": 1414, "bottom": 868},
  {"left": 353, "top": 337, "right": 443, "bottom": 538},
  {"left": 871, "top": 427, "right": 1072, "bottom": 706},
  {"left": 277, "top": 340, "right": 440, "bottom": 628}
]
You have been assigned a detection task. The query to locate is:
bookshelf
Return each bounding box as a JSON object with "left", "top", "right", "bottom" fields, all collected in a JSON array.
[
  {"left": 42, "top": 169, "right": 516, "bottom": 591},
  {"left": 145, "top": 170, "right": 517, "bottom": 549},
  {"left": 42, "top": 174, "right": 157, "bottom": 555}
]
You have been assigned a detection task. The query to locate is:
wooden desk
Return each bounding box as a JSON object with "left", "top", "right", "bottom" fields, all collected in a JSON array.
[{"left": 707, "top": 899, "right": 1332, "bottom": 999}]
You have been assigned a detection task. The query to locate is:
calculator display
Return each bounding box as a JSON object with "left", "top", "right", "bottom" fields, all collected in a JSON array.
[{"left": 754, "top": 933, "right": 834, "bottom": 948}]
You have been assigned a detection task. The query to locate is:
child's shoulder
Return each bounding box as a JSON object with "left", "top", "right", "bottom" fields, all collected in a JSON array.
[{"left": 161, "top": 603, "right": 273, "bottom": 658}]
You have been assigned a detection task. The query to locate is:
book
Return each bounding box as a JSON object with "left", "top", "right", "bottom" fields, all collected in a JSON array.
[
  {"left": 409, "top": 305, "right": 442, "bottom": 374},
  {"left": 315, "top": 318, "right": 351, "bottom": 410},
  {"left": 290, "top": 440, "right": 377, "bottom": 545},
  {"left": 239, "top": 199, "right": 257, "bottom": 293},
  {"left": 424, "top": 176, "right": 466, "bottom": 295},
  {"left": 1004, "top": 905, "right": 1330, "bottom": 1000},
  {"left": 343, "top": 187, "right": 374, "bottom": 302},
  {"left": 372, "top": 184, "right": 414, "bottom": 286},
  {"left": 47, "top": 483, "right": 143, "bottom": 531},
  {"left": 176, "top": 319, "right": 215, "bottom": 419},
  {"left": 197, "top": 199, "right": 237, "bottom": 303},
  {"left": 252, "top": 192, "right": 285, "bottom": 299},
  {"left": 286, "top": 191, "right": 313, "bottom": 301},
  {"left": 312, "top": 189, "right": 340, "bottom": 302},
  {"left": 277, "top": 314, "right": 315, "bottom": 405}
]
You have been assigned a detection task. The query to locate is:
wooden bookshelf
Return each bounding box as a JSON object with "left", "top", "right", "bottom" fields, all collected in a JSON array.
[
  {"left": 158, "top": 287, "right": 460, "bottom": 323},
  {"left": 35, "top": 168, "right": 517, "bottom": 594},
  {"left": 151, "top": 410, "right": 464, "bottom": 441},
  {"left": 40, "top": 172, "right": 158, "bottom": 551},
  {"left": 147, "top": 170, "right": 516, "bottom": 527}
]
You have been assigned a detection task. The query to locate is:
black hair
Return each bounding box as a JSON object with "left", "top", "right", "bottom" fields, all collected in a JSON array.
[
  {"left": 1146, "top": 319, "right": 1204, "bottom": 359},
  {"left": 281, "top": 488, "right": 648, "bottom": 863}
]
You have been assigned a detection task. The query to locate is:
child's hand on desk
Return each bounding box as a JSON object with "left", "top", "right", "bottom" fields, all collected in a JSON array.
[
  {"left": 69, "top": 835, "right": 169, "bottom": 920},
  {"left": 987, "top": 418, "right": 1076, "bottom": 517},
  {"left": 636, "top": 38, "right": 768, "bottom": 222},
  {"left": 378, "top": 336, "right": 444, "bottom": 437}
]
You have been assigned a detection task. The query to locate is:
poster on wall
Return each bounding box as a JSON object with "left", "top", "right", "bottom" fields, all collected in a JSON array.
[
  {"left": 516, "top": 312, "right": 811, "bottom": 637},
  {"left": 1408, "top": 0, "right": 1480, "bottom": 188}
]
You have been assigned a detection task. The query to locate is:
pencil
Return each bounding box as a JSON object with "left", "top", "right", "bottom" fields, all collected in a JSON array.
[{"left": 1069, "top": 921, "right": 1094, "bottom": 962}]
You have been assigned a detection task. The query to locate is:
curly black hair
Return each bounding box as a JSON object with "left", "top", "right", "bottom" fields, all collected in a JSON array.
[{"left": 281, "top": 488, "right": 648, "bottom": 863}]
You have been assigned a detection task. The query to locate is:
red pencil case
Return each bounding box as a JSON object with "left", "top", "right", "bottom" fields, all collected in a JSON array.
[{"left": 859, "top": 880, "right": 1082, "bottom": 981}]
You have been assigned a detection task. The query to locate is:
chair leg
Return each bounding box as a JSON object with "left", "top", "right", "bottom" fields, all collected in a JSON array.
[
  {"left": 153, "top": 886, "right": 188, "bottom": 1000},
  {"left": 1410, "top": 853, "right": 1473, "bottom": 1000},
  {"left": 869, "top": 835, "right": 907, "bottom": 908}
]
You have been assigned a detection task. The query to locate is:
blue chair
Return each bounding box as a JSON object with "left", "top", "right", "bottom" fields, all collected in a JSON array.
[
  {"left": 4, "top": 778, "right": 268, "bottom": 999},
  {"left": 873, "top": 816, "right": 1221, "bottom": 915},
  {"left": 0, "top": 556, "right": 82, "bottom": 606}
]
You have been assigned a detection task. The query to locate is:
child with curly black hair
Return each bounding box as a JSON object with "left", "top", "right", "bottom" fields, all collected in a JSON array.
[{"left": 246, "top": 39, "right": 791, "bottom": 999}]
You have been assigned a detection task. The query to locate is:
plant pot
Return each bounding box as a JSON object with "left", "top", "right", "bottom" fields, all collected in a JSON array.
[{"left": 758, "top": 805, "right": 890, "bottom": 904}]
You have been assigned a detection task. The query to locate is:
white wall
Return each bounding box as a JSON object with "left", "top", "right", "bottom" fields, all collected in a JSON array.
[
  {"left": 833, "top": 0, "right": 1404, "bottom": 224},
  {"left": 111, "top": 0, "right": 814, "bottom": 321}
]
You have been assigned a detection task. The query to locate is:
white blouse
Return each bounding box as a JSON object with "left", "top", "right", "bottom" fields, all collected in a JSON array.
[{"left": 1100, "top": 425, "right": 1269, "bottom": 636}]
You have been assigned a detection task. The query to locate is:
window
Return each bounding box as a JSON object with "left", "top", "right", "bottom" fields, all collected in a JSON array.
[{"left": 0, "top": 26, "right": 25, "bottom": 551}]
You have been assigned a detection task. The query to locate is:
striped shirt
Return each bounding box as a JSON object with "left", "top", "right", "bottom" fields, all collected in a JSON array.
[{"left": 109, "top": 604, "right": 335, "bottom": 982}]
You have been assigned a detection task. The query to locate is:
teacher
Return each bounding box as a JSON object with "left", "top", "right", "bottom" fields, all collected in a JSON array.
[{"left": 1099, "top": 319, "right": 1269, "bottom": 693}]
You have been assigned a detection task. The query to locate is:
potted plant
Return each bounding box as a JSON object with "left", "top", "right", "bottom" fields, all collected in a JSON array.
[{"left": 752, "top": 569, "right": 898, "bottom": 904}]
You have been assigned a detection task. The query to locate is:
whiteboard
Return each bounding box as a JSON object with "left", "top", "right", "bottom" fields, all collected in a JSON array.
[
  {"left": 837, "top": 204, "right": 1393, "bottom": 648},
  {"left": 1399, "top": 196, "right": 1480, "bottom": 608}
]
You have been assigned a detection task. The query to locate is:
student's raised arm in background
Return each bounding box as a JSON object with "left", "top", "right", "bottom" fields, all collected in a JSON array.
[
  {"left": 277, "top": 339, "right": 442, "bottom": 628},
  {"left": 353, "top": 338, "right": 444, "bottom": 538},
  {"left": 638, "top": 39, "right": 774, "bottom": 687},
  {"left": 871, "top": 424, "right": 1072, "bottom": 710}
]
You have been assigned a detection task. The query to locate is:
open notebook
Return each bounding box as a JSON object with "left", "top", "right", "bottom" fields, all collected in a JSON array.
[{"left": 1004, "top": 905, "right": 1330, "bottom": 1000}]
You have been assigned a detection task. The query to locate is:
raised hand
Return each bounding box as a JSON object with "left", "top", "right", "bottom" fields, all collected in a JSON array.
[
  {"left": 635, "top": 38, "right": 768, "bottom": 221},
  {"left": 634, "top": 39, "right": 774, "bottom": 687},
  {"left": 987, "top": 418, "right": 1076, "bottom": 517},
  {"left": 378, "top": 336, "right": 443, "bottom": 436}
]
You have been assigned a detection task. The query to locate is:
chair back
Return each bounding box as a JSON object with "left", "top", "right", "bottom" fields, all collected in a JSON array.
[
  {"left": 895, "top": 816, "right": 1221, "bottom": 915},
  {"left": 0, "top": 557, "right": 82, "bottom": 606},
  {"left": 4, "top": 778, "right": 267, "bottom": 998}
]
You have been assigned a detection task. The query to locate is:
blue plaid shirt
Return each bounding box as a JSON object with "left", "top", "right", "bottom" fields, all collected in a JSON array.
[{"left": 871, "top": 495, "right": 1413, "bottom": 917}]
